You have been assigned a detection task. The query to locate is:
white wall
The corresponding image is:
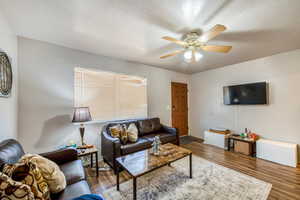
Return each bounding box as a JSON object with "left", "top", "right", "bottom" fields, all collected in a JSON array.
[
  {"left": 190, "top": 49, "right": 300, "bottom": 161},
  {"left": 18, "top": 34, "right": 300, "bottom": 163},
  {"left": 18, "top": 37, "right": 190, "bottom": 153},
  {"left": 0, "top": 12, "right": 18, "bottom": 140}
]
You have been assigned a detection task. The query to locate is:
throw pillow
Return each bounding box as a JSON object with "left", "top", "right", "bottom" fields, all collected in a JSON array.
[
  {"left": 0, "top": 172, "right": 34, "bottom": 200},
  {"left": 20, "top": 154, "right": 66, "bottom": 194},
  {"left": 3, "top": 161, "right": 50, "bottom": 200},
  {"left": 109, "top": 124, "right": 122, "bottom": 138},
  {"left": 127, "top": 123, "right": 138, "bottom": 142},
  {"left": 109, "top": 124, "right": 129, "bottom": 144},
  {"left": 119, "top": 124, "right": 128, "bottom": 145}
]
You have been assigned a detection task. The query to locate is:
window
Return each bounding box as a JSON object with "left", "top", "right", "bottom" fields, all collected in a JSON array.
[{"left": 74, "top": 68, "right": 147, "bottom": 122}]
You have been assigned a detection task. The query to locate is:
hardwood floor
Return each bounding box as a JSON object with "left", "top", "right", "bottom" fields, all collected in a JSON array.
[{"left": 86, "top": 138, "right": 300, "bottom": 200}]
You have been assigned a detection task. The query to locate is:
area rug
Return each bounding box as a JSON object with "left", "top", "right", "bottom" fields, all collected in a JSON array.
[{"left": 102, "top": 156, "right": 272, "bottom": 200}]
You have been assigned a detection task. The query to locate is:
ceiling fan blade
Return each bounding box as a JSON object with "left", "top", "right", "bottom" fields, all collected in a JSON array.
[
  {"left": 201, "top": 45, "right": 232, "bottom": 53},
  {"left": 200, "top": 24, "right": 227, "bottom": 42},
  {"left": 162, "top": 36, "right": 186, "bottom": 46},
  {"left": 160, "top": 50, "right": 184, "bottom": 59}
]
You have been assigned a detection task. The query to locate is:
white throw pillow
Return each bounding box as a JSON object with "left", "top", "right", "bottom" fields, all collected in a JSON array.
[{"left": 127, "top": 123, "right": 138, "bottom": 143}]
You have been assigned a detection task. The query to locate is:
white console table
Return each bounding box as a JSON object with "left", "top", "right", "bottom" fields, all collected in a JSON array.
[
  {"left": 204, "top": 130, "right": 228, "bottom": 149},
  {"left": 256, "top": 139, "right": 298, "bottom": 167}
]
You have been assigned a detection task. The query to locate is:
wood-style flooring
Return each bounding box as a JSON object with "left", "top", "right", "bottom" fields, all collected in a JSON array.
[{"left": 86, "top": 136, "right": 300, "bottom": 200}]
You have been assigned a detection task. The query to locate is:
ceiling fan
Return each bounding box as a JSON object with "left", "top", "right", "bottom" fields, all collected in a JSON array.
[{"left": 160, "top": 24, "right": 232, "bottom": 62}]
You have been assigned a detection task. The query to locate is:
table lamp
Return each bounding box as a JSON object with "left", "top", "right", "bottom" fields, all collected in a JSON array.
[{"left": 72, "top": 107, "right": 92, "bottom": 146}]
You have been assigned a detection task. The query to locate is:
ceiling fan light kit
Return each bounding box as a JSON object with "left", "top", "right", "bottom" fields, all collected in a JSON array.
[
  {"left": 184, "top": 50, "right": 203, "bottom": 63},
  {"left": 160, "top": 24, "right": 232, "bottom": 63}
]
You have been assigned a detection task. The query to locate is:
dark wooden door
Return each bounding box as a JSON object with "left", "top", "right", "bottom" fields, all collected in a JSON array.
[{"left": 171, "top": 82, "right": 188, "bottom": 136}]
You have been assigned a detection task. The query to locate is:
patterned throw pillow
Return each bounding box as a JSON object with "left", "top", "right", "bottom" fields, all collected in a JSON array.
[
  {"left": 20, "top": 154, "right": 66, "bottom": 194},
  {"left": 119, "top": 124, "right": 128, "bottom": 145},
  {"left": 3, "top": 161, "right": 50, "bottom": 200},
  {"left": 0, "top": 172, "right": 34, "bottom": 200},
  {"left": 127, "top": 123, "right": 138, "bottom": 143},
  {"left": 110, "top": 124, "right": 129, "bottom": 144},
  {"left": 109, "top": 124, "right": 122, "bottom": 138}
]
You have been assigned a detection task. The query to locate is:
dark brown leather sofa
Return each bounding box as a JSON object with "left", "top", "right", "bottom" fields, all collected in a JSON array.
[
  {"left": 101, "top": 117, "right": 179, "bottom": 173},
  {"left": 0, "top": 139, "right": 91, "bottom": 200}
]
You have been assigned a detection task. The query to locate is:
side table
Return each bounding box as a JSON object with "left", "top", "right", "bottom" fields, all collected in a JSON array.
[
  {"left": 77, "top": 147, "right": 99, "bottom": 177},
  {"left": 227, "top": 135, "right": 256, "bottom": 157}
]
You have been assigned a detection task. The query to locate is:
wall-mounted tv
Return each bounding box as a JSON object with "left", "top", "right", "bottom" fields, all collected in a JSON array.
[{"left": 223, "top": 82, "right": 268, "bottom": 105}]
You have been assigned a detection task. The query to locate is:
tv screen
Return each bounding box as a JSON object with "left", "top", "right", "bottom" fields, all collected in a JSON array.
[{"left": 223, "top": 82, "right": 267, "bottom": 105}]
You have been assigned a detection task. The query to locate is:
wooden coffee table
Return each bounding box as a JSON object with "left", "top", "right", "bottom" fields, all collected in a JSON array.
[{"left": 116, "top": 143, "right": 192, "bottom": 200}]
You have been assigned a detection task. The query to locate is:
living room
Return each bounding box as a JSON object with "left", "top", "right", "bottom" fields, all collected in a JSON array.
[{"left": 1, "top": 1, "right": 300, "bottom": 200}]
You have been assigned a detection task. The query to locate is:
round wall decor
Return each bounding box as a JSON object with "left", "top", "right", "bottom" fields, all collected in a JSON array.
[{"left": 0, "top": 52, "right": 13, "bottom": 97}]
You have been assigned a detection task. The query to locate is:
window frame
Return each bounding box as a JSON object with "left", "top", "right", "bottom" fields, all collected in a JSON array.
[{"left": 74, "top": 67, "right": 148, "bottom": 123}]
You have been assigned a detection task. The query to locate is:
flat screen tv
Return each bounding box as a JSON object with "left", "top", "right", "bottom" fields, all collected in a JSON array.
[{"left": 223, "top": 82, "right": 268, "bottom": 105}]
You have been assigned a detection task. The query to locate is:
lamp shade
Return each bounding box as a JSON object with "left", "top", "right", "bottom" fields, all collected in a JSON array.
[{"left": 72, "top": 107, "right": 92, "bottom": 123}]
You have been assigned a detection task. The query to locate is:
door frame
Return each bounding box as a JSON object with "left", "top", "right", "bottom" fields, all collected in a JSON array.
[{"left": 171, "top": 82, "right": 189, "bottom": 137}]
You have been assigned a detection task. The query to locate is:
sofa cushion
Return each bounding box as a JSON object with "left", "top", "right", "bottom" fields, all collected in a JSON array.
[
  {"left": 59, "top": 160, "right": 85, "bottom": 185},
  {"left": 51, "top": 181, "right": 91, "bottom": 200},
  {"left": 143, "top": 132, "right": 177, "bottom": 144},
  {"left": 151, "top": 118, "right": 162, "bottom": 132},
  {"left": 138, "top": 119, "right": 152, "bottom": 135},
  {"left": 120, "top": 138, "right": 152, "bottom": 155},
  {"left": 138, "top": 118, "right": 161, "bottom": 136}
]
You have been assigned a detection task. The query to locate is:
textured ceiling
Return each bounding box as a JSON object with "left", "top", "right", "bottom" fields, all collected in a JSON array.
[{"left": 1, "top": 0, "right": 300, "bottom": 74}]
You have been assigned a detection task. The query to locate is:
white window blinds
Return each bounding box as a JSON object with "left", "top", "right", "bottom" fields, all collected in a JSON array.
[{"left": 74, "top": 68, "right": 147, "bottom": 121}]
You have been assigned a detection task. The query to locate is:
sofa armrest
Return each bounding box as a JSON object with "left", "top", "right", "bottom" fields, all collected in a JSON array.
[
  {"left": 161, "top": 124, "right": 180, "bottom": 145},
  {"left": 40, "top": 148, "right": 78, "bottom": 165},
  {"left": 101, "top": 126, "right": 121, "bottom": 170}
]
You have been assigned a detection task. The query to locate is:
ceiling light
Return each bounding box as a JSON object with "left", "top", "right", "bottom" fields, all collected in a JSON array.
[
  {"left": 184, "top": 50, "right": 193, "bottom": 60},
  {"left": 184, "top": 50, "right": 203, "bottom": 62}
]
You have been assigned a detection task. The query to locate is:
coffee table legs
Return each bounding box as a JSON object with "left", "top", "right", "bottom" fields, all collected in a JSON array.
[
  {"left": 190, "top": 153, "right": 193, "bottom": 179},
  {"left": 133, "top": 177, "right": 137, "bottom": 200},
  {"left": 116, "top": 155, "right": 191, "bottom": 200},
  {"left": 116, "top": 164, "right": 120, "bottom": 191},
  {"left": 116, "top": 171, "right": 136, "bottom": 200}
]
